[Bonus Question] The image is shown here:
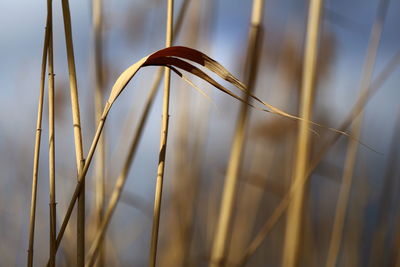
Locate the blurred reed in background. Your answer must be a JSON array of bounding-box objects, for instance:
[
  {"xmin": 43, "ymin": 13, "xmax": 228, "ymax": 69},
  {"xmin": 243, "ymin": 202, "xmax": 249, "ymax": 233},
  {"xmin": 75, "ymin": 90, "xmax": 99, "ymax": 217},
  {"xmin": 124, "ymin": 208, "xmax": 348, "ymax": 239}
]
[{"xmin": 1, "ymin": 0, "xmax": 400, "ymax": 266}]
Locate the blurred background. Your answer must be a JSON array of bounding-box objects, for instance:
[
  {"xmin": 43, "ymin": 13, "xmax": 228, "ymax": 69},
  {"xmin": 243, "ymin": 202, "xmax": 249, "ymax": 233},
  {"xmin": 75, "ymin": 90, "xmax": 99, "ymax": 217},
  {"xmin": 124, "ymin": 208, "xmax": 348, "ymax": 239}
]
[{"xmin": 1, "ymin": 0, "xmax": 400, "ymax": 266}]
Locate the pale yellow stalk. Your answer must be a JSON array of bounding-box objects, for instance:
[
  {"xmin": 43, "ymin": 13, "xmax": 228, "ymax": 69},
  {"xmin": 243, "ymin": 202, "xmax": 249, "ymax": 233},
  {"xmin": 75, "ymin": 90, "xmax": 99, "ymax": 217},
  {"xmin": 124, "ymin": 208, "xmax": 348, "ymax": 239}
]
[
  {"xmin": 160, "ymin": 1, "xmax": 201, "ymax": 265},
  {"xmin": 149, "ymin": 1, "xmax": 174, "ymax": 266},
  {"xmin": 282, "ymin": 0, "xmax": 323, "ymax": 266},
  {"xmin": 60, "ymin": 0, "xmax": 86, "ymax": 265},
  {"xmin": 47, "ymin": 0, "xmax": 56, "ymax": 265},
  {"xmin": 180, "ymin": 1, "xmax": 218, "ymax": 262},
  {"xmin": 27, "ymin": 8, "xmax": 50, "ymax": 267},
  {"xmin": 210, "ymin": 0, "xmax": 264, "ymax": 266},
  {"xmin": 92, "ymin": 0, "xmax": 106, "ymax": 266}
]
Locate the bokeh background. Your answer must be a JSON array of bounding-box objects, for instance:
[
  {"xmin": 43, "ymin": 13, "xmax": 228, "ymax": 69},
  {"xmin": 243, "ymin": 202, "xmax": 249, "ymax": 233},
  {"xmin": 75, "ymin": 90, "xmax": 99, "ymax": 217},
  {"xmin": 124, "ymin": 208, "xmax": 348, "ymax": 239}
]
[{"xmin": 1, "ymin": 0, "xmax": 400, "ymax": 266}]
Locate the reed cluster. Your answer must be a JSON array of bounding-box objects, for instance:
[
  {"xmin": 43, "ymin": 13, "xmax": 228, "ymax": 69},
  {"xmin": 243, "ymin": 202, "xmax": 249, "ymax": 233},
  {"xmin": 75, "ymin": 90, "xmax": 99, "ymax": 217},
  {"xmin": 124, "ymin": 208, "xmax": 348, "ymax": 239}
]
[{"xmin": 17, "ymin": 0, "xmax": 400, "ymax": 266}]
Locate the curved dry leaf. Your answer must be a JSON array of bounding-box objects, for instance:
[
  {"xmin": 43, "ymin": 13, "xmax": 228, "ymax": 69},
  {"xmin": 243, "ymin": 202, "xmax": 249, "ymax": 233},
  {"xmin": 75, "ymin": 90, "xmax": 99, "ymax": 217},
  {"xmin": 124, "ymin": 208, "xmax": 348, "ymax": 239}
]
[
  {"xmin": 103, "ymin": 46, "xmax": 355, "ymax": 141},
  {"xmin": 106, "ymin": 46, "xmax": 293, "ymax": 119}
]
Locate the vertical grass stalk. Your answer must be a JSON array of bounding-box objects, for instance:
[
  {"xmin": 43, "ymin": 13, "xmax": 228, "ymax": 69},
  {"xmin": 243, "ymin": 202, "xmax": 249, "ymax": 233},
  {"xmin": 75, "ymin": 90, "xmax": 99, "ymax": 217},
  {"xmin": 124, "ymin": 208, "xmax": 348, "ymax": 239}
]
[
  {"xmin": 85, "ymin": 73, "xmax": 160, "ymax": 267},
  {"xmin": 60, "ymin": 0, "xmax": 86, "ymax": 265},
  {"xmin": 47, "ymin": 0, "xmax": 56, "ymax": 265},
  {"xmin": 325, "ymin": 1, "xmax": 389, "ymax": 266},
  {"xmin": 92, "ymin": 0, "xmax": 106, "ymax": 266},
  {"xmin": 27, "ymin": 8, "xmax": 51, "ymax": 267},
  {"xmin": 85, "ymin": 2, "xmax": 190, "ymax": 264},
  {"xmin": 282, "ymin": 0, "xmax": 323, "ymax": 266},
  {"xmin": 168, "ymin": 1, "xmax": 201, "ymax": 264},
  {"xmin": 209, "ymin": 0, "xmax": 264, "ymax": 266},
  {"xmin": 149, "ymin": 0, "xmax": 174, "ymax": 266}
]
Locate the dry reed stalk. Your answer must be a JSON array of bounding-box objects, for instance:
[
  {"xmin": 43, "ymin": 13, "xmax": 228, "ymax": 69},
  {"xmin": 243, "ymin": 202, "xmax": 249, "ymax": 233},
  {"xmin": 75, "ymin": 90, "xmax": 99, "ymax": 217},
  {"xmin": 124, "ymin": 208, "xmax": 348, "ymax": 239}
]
[
  {"xmin": 210, "ymin": 1, "xmax": 264, "ymax": 266},
  {"xmin": 27, "ymin": 8, "xmax": 51, "ymax": 267},
  {"xmin": 326, "ymin": 1, "xmax": 389, "ymax": 266},
  {"xmin": 282, "ymin": 0, "xmax": 323, "ymax": 266},
  {"xmin": 149, "ymin": 1, "xmax": 174, "ymax": 266},
  {"xmin": 60, "ymin": 0, "xmax": 86, "ymax": 265},
  {"xmin": 160, "ymin": 54, "xmax": 191, "ymax": 267},
  {"xmin": 158, "ymin": 101, "xmax": 190, "ymax": 266},
  {"xmin": 237, "ymin": 48, "xmax": 400, "ymax": 267},
  {"xmin": 160, "ymin": 2, "xmax": 201, "ymax": 265},
  {"xmin": 47, "ymin": 0, "xmax": 56, "ymax": 265},
  {"xmin": 92, "ymin": 0, "xmax": 106, "ymax": 266},
  {"xmin": 182, "ymin": 1, "xmax": 219, "ymax": 262},
  {"xmin": 86, "ymin": 1, "xmax": 191, "ymax": 265},
  {"xmin": 177, "ymin": 2, "xmax": 218, "ymax": 261},
  {"xmin": 228, "ymin": 17, "xmax": 300, "ymax": 266},
  {"xmin": 84, "ymin": 70, "xmax": 161, "ymax": 267}
]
